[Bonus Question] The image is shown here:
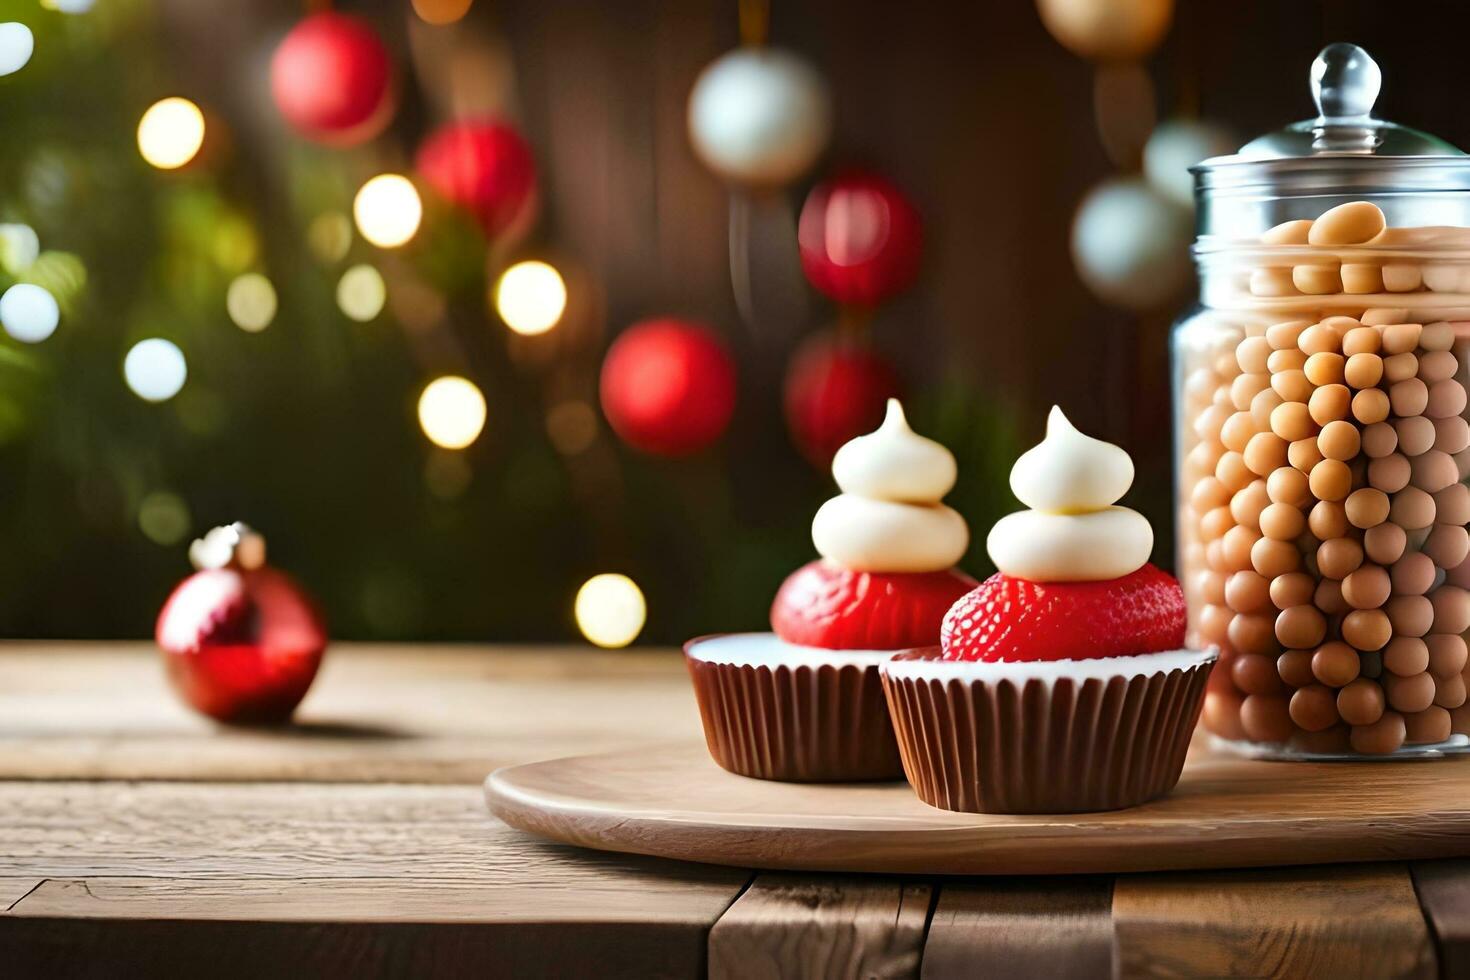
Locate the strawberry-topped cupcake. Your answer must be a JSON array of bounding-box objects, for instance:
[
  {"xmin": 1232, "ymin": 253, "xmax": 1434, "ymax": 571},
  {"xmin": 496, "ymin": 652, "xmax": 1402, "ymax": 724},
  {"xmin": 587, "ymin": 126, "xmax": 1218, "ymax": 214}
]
[
  {"xmin": 881, "ymin": 407, "xmax": 1217, "ymax": 812},
  {"xmin": 686, "ymin": 400, "xmax": 976, "ymax": 781}
]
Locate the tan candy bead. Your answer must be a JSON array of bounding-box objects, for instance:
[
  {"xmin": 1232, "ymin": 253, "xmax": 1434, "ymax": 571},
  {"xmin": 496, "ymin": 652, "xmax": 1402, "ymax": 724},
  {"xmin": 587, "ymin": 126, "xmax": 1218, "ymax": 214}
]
[
  {"xmin": 1338, "ymin": 678, "xmax": 1386, "ymax": 725},
  {"xmin": 1385, "ymin": 671, "xmax": 1437, "ymax": 713},
  {"xmin": 1235, "ymin": 336, "xmax": 1272, "ymax": 374},
  {"xmin": 1350, "ymin": 711, "xmax": 1406, "ymax": 754},
  {"xmin": 1394, "ymin": 416, "xmax": 1436, "ymax": 456},
  {"xmin": 1217, "ymin": 451, "xmax": 1254, "ymax": 491},
  {"xmin": 1225, "ymin": 570, "xmax": 1273, "ymax": 613},
  {"xmin": 1266, "ymin": 319, "xmax": 1312, "ymax": 351},
  {"xmin": 1389, "ymin": 378, "xmax": 1430, "ymax": 417},
  {"xmin": 1232, "ymin": 372, "xmax": 1271, "ymax": 410},
  {"xmin": 1418, "ymin": 349, "xmax": 1459, "ymax": 383},
  {"xmin": 1431, "ymin": 585, "xmax": 1470, "ymax": 634},
  {"xmin": 1352, "ymin": 388, "xmax": 1390, "ymax": 425},
  {"xmin": 1251, "ymin": 536, "xmax": 1300, "ymax": 578},
  {"xmin": 1290, "ymin": 684, "xmax": 1341, "ymax": 731},
  {"xmin": 1312, "ymin": 641, "xmax": 1361, "ymax": 687},
  {"xmin": 1341, "ymin": 264, "xmax": 1384, "ymax": 294},
  {"xmin": 1275, "ymin": 604, "xmax": 1327, "ymax": 649},
  {"xmin": 1342, "ymin": 326, "xmax": 1382, "ymax": 356},
  {"xmin": 1391, "ymin": 551, "xmax": 1437, "ymax": 596},
  {"xmin": 1308, "ymin": 500, "xmax": 1350, "ymax": 540},
  {"xmin": 1288, "ymin": 436, "xmax": 1324, "ymax": 472},
  {"xmin": 1384, "ymin": 637, "xmax": 1430, "ymax": 677},
  {"xmin": 1228, "ymin": 612, "xmax": 1280, "ymax": 657},
  {"xmin": 1364, "ymin": 522, "xmax": 1408, "ymax": 565},
  {"xmin": 1411, "ymin": 450, "xmax": 1458, "ymax": 492},
  {"xmin": 1321, "ymin": 316, "xmax": 1363, "ymax": 335},
  {"xmin": 1250, "ymin": 388, "xmax": 1285, "ymax": 430},
  {"xmin": 1390, "ymin": 486, "xmax": 1436, "ymax": 529},
  {"xmin": 1342, "ymin": 564, "xmax": 1391, "ymax": 609},
  {"xmin": 1188, "ymin": 441, "xmax": 1224, "ymax": 477},
  {"xmin": 1382, "ymin": 352, "xmax": 1420, "ymax": 384},
  {"xmin": 1269, "ymin": 401, "xmax": 1315, "ymax": 442},
  {"xmin": 1297, "ymin": 324, "xmax": 1341, "ymax": 356},
  {"xmin": 1270, "ymin": 572, "xmax": 1315, "ymax": 609},
  {"xmin": 1240, "ymin": 693, "xmax": 1295, "ymax": 742},
  {"xmin": 1307, "ymin": 384, "xmax": 1350, "ymax": 426},
  {"xmin": 1197, "ymin": 569, "xmax": 1229, "ymax": 605},
  {"xmin": 1267, "ymin": 466, "xmax": 1310, "ymax": 507},
  {"xmin": 1434, "ymin": 483, "xmax": 1470, "ymax": 525},
  {"xmin": 1344, "ymin": 487, "xmax": 1390, "ymax": 529},
  {"xmin": 1278, "ymin": 648, "xmax": 1317, "ymax": 687},
  {"xmin": 1404, "ymin": 706, "xmax": 1452, "ymax": 744},
  {"xmin": 1343, "ymin": 352, "xmax": 1383, "ymax": 389},
  {"xmin": 1221, "ymin": 525, "xmax": 1260, "ymax": 572},
  {"xmin": 1343, "ymin": 608, "xmax": 1393, "ymax": 650},
  {"xmin": 1315, "ymin": 577, "xmax": 1350, "ymax": 615},
  {"xmin": 1382, "ymin": 263, "xmax": 1424, "ymax": 293},
  {"xmin": 1292, "ymin": 265, "xmax": 1342, "ymax": 295},
  {"xmin": 1427, "ymin": 634, "xmax": 1469, "ymax": 678},
  {"xmin": 1304, "ymin": 352, "xmax": 1345, "ymax": 386},
  {"xmin": 1434, "ymin": 416, "xmax": 1470, "ymax": 454},
  {"xmin": 1315, "ymin": 536, "xmax": 1364, "ymax": 579},
  {"xmin": 1195, "ymin": 402, "xmax": 1231, "ymax": 443},
  {"xmin": 1202, "ymin": 690, "xmax": 1247, "ymax": 740},
  {"xmin": 1258, "ymin": 501, "xmax": 1305, "ymax": 540},
  {"xmin": 1230, "ymin": 479, "xmax": 1270, "ymax": 530},
  {"xmin": 1368, "ymin": 454, "xmax": 1411, "ymax": 493},
  {"xmin": 1199, "ymin": 603, "xmax": 1232, "ymax": 644},
  {"xmin": 1361, "ymin": 309, "xmax": 1409, "ymax": 327},
  {"xmin": 1200, "ymin": 505, "xmax": 1234, "ymax": 540},
  {"xmin": 1381, "ymin": 322, "xmax": 1423, "ymax": 355},
  {"xmin": 1251, "ymin": 268, "xmax": 1298, "ymax": 297},
  {"xmin": 1424, "ymin": 524, "xmax": 1470, "ymax": 570},
  {"xmin": 1231, "ymin": 652, "xmax": 1283, "ymax": 694},
  {"xmin": 1221, "ymin": 411, "xmax": 1255, "ymax": 452},
  {"xmin": 1316, "ymin": 420, "xmax": 1360, "ymax": 462},
  {"xmin": 1263, "ymin": 219, "xmax": 1313, "ymax": 245},
  {"xmin": 1386, "ymin": 594, "xmax": 1434, "ymax": 637},
  {"xmin": 1436, "ymin": 673, "xmax": 1468, "ymax": 709},
  {"xmin": 1309, "ymin": 202, "xmax": 1386, "ymax": 245},
  {"xmin": 1421, "ymin": 321, "xmax": 1457, "ymax": 351},
  {"xmin": 1244, "ymin": 431, "xmax": 1289, "ymax": 476},
  {"xmin": 1361, "ymin": 421, "xmax": 1398, "ymax": 458},
  {"xmin": 1308, "ymin": 458, "xmax": 1352, "ymax": 501},
  {"xmin": 1426, "ymin": 379, "xmax": 1468, "ymax": 419},
  {"xmin": 1272, "ymin": 369, "xmax": 1313, "ymax": 403}
]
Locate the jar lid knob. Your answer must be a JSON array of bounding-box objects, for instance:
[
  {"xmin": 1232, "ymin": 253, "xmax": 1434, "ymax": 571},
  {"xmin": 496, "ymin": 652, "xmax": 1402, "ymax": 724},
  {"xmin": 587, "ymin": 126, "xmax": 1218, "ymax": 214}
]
[{"xmin": 1311, "ymin": 43, "xmax": 1380, "ymax": 122}]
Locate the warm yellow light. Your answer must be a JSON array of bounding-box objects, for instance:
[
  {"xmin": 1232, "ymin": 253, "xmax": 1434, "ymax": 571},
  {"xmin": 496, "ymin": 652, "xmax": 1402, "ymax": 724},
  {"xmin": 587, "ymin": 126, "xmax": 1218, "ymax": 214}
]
[
  {"xmin": 354, "ymin": 174, "xmax": 422, "ymax": 249},
  {"xmin": 495, "ymin": 260, "xmax": 566, "ymax": 336},
  {"xmin": 417, "ymin": 375, "xmax": 485, "ymax": 450},
  {"xmin": 137, "ymin": 97, "xmax": 206, "ymax": 170},
  {"xmin": 411, "ymin": 0, "xmax": 473, "ymax": 25},
  {"xmin": 308, "ymin": 211, "xmax": 353, "ymax": 264},
  {"xmin": 337, "ymin": 264, "xmax": 387, "ymax": 321},
  {"xmin": 225, "ymin": 273, "xmax": 277, "ymax": 332},
  {"xmin": 575, "ymin": 574, "xmax": 646, "ymax": 648}
]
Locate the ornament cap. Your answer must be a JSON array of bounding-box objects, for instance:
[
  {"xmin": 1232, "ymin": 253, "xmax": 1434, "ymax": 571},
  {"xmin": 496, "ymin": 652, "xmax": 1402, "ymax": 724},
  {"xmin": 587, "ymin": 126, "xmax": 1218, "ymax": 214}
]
[{"xmin": 189, "ymin": 522, "xmax": 267, "ymax": 572}]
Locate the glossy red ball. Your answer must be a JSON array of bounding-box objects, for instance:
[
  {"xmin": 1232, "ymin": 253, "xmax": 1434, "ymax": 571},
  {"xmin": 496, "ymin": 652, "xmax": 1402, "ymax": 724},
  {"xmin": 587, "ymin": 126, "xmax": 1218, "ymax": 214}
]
[
  {"xmin": 798, "ymin": 170, "xmax": 923, "ymax": 307},
  {"xmin": 156, "ymin": 567, "xmax": 328, "ymax": 724},
  {"xmin": 270, "ymin": 12, "xmax": 394, "ymax": 146},
  {"xmin": 600, "ymin": 318, "xmax": 736, "ymax": 456},
  {"xmin": 783, "ymin": 332, "xmax": 902, "ymax": 466},
  {"xmin": 416, "ymin": 120, "xmax": 538, "ymax": 240}
]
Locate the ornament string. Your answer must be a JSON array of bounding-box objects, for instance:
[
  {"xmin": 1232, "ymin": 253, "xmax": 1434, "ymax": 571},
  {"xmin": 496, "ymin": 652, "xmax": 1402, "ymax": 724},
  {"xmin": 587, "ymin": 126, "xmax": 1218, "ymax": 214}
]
[{"xmin": 727, "ymin": 0, "xmax": 769, "ymax": 334}]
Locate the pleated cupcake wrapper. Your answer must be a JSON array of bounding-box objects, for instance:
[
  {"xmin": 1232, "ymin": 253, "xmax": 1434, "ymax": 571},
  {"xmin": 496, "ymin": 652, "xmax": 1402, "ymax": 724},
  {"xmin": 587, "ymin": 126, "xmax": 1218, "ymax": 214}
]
[
  {"xmin": 685, "ymin": 655, "xmax": 904, "ymax": 782},
  {"xmin": 881, "ymin": 657, "xmax": 1215, "ymax": 813}
]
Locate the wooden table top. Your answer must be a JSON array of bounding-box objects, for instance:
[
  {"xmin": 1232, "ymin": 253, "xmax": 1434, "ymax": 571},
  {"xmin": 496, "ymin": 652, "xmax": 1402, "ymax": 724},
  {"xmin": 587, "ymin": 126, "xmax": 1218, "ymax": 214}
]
[{"xmin": 2, "ymin": 642, "xmax": 1468, "ymax": 979}]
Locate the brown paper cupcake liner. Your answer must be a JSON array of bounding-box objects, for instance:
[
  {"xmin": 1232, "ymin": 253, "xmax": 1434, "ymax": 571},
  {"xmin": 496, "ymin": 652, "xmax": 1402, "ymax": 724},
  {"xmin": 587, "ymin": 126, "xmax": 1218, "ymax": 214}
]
[
  {"xmin": 881, "ymin": 649, "xmax": 1216, "ymax": 813},
  {"xmin": 684, "ymin": 634, "xmax": 904, "ymax": 782}
]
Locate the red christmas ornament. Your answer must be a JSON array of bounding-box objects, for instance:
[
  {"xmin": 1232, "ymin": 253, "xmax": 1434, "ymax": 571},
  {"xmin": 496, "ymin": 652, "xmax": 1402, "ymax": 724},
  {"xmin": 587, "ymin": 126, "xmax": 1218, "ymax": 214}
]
[
  {"xmin": 156, "ymin": 524, "xmax": 328, "ymax": 725},
  {"xmin": 600, "ymin": 318, "xmax": 737, "ymax": 457},
  {"xmin": 784, "ymin": 331, "xmax": 902, "ymax": 466},
  {"xmin": 798, "ymin": 170, "xmax": 923, "ymax": 308},
  {"xmin": 270, "ymin": 12, "xmax": 394, "ymax": 146},
  {"xmin": 416, "ymin": 120, "xmax": 538, "ymax": 241}
]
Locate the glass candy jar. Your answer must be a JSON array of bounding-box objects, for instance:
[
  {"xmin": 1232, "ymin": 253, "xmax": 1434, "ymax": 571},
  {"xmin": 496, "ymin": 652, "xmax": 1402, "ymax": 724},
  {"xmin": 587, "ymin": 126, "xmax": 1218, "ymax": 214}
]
[{"xmin": 1177, "ymin": 44, "xmax": 1470, "ymax": 758}]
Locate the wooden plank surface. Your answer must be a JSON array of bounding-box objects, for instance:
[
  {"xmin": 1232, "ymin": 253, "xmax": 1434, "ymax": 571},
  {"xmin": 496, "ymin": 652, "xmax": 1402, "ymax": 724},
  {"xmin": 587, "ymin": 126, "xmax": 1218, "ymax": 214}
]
[
  {"xmin": 0, "ymin": 643, "xmax": 696, "ymax": 783},
  {"xmin": 1112, "ymin": 864, "xmax": 1437, "ymax": 979},
  {"xmin": 921, "ymin": 878, "xmax": 1113, "ymax": 979},
  {"xmin": 485, "ymin": 741, "xmax": 1470, "ymax": 875},
  {"xmin": 708, "ymin": 874, "xmax": 932, "ymax": 980},
  {"xmin": 1409, "ymin": 859, "xmax": 1470, "ymax": 980}
]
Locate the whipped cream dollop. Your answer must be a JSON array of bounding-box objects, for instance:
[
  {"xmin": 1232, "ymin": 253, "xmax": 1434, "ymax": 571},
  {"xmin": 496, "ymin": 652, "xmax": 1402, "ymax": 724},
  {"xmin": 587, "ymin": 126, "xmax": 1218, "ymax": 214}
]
[
  {"xmin": 986, "ymin": 406, "xmax": 1152, "ymax": 581},
  {"xmin": 811, "ymin": 399, "xmax": 968, "ymax": 572}
]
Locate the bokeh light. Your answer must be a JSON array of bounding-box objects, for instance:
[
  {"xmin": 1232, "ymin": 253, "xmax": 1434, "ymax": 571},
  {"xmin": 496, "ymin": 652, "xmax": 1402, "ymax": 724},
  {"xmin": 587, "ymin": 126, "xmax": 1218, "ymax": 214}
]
[
  {"xmin": 225, "ymin": 273, "xmax": 277, "ymax": 333},
  {"xmin": 42, "ymin": 0, "xmax": 96, "ymax": 12},
  {"xmin": 495, "ymin": 260, "xmax": 566, "ymax": 336},
  {"xmin": 412, "ymin": 0, "xmax": 474, "ymax": 25},
  {"xmin": 308, "ymin": 211, "xmax": 353, "ymax": 264},
  {"xmin": 0, "ymin": 224, "xmax": 39, "ymax": 274},
  {"xmin": 0, "ymin": 23, "xmax": 34, "ymax": 77},
  {"xmin": 354, "ymin": 174, "xmax": 422, "ymax": 248},
  {"xmin": 337, "ymin": 264, "xmax": 387, "ymax": 321},
  {"xmin": 0, "ymin": 283, "xmax": 59, "ymax": 343},
  {"xmin": 138, "ymin": 491, "xmax": 191, "ymax": 546},
  {"xmin": 137, "ymin": 97, "xmax": 206, "ymax": 170},
  {"xmin": 123, "ymin": 338, "xmax": 187, "ymax": 402},
  {"xmin": 574, "ymin": 574, "xmax": 646, "ymax": 648},
  {"xmin": 417, "ymin": 375, "xmax": 485, "ymax": 450}
]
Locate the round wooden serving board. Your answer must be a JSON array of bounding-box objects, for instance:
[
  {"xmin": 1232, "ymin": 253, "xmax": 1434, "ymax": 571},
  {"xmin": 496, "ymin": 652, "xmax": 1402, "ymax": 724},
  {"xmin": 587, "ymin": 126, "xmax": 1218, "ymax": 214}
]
[{"xmin": 485, "ymin": 739, "xmax": 1470, "ymax": 875}]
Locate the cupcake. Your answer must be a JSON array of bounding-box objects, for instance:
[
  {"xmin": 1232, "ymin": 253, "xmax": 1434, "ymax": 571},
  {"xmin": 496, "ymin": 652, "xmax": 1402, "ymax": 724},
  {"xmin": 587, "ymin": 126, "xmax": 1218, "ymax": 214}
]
[
  {"xmin": 881, "ymin": 407, "xmax": 1217, "ymax": 812},
  {"xmin": 686, "ymin": 400, "xmax": 976, "ymax": 781}
]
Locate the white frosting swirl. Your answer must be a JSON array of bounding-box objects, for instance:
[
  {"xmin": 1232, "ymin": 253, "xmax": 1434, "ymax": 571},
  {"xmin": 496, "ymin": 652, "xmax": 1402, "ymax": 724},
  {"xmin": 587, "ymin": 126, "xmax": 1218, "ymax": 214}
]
[
  {"xmin": 812, "ymin": 399, "xmax": 969, "ymax": 572},
  {"xmin": 986, "ymin": 406, "xmax": 1153, "ymax": 581}
]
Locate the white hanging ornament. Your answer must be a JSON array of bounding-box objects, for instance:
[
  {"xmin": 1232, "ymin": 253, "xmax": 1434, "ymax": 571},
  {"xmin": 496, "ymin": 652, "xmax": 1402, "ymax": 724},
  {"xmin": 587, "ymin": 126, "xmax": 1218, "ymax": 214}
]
[
  {"xmin": 687, "ymin": 47, "xmax": 832, "ymax": 189},
  {"xmin": 1143, "ymin": 119, "xmax": 1237, "ymax": 208},
  {"xmin": 1071, "ymin": 176, "xmax": 1191, "ymax": 311},
  {"xmin": 0, "ymin": 23, "xmax": 34, "ymax": 76},
  {"xmin": 1035, "ymin": 0, "xmax": 1173, "ymax": 62}
]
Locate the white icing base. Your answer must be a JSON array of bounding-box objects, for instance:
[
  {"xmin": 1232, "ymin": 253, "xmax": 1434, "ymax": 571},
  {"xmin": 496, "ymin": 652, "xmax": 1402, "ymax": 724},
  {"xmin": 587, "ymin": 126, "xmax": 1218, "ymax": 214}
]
[
  {"xmin": 880, "ymin": 646, "xmax": 1218, "ymax": 683},
  {"xmin": 684, "ymin": 633, "xmax": 900, "ymax": 669}
]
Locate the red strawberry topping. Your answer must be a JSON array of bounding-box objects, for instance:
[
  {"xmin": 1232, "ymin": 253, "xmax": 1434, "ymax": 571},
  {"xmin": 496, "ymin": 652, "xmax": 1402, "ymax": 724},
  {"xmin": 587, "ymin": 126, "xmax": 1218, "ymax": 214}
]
[
  {"xmin": 940, "ymin": 564, "xmax": 1185, "ymax": 662},
  {"xmin": 772, "ymin": 559, "xmax": 977, "ymax": 651}
]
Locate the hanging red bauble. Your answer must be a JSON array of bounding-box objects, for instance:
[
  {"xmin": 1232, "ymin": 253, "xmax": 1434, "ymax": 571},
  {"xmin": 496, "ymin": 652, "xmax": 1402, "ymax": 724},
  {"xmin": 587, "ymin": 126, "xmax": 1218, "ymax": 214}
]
[
  {"xmin": 798, "ymin": 171, "xmax": 923, "ymax": 308},
  {"xmin": 600, "ymin": 318, "xmax": 737, "ymax": 457},
  {"xmin": 416, "ymin": 121, "xmax": 538, "ymax": 241},
  {"xmin": 784, "ymin": 331, "xmax": 902, "ymax": 466},
  {"xmin": 156, "ymin": 524, "xmax": 328, "ymax": 725},
  {"xmin": 270, "ymin": 12, "xmax": 394, "ymax": 146}
]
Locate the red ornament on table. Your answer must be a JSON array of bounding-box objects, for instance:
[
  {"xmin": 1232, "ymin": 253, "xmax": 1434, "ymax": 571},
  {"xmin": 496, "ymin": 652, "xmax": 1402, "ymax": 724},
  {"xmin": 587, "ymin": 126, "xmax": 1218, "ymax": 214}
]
[
  {"xmin": 416, "ymin": 120, "xmax": 538, "ymax": 241},
  {"xmin": 600, "ymin": 318, "xmax": 737, "ymax": 457},
  {"xmin": 156, "ymin": 523, "xmax": 328, "ymax": 725},
  {"xmin": 270, "ymin": 12, "xmax": 394, "ymax": 146},
  {"xmin": 798, "ymin": 170, "xmax": 923, "ymax": 308},
  {"xmin": 783, "ymin": 331, "xmax": 902, "ymax": 466}
]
